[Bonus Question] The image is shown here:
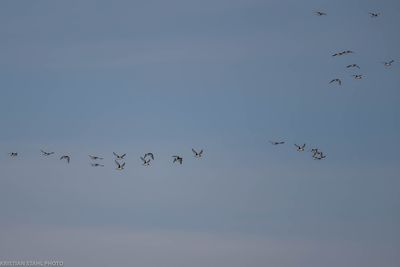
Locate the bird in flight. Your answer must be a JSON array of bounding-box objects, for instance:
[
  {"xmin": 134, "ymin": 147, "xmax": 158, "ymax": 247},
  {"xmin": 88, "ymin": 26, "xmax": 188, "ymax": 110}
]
[
  {"xmin": 192, "ymin": 148, "xmax": 203, "ymax": 158},
  {"xmin": 369, "ymin": 12, "xmax": 380, "ymax": 17},
  {"xmin": 383, "ymin": 60, "xmax": 394, "ymax": 67},
  {"xmin": 332, "ymin": 50, "xmax": 353, "ymax": 57},
  {"xmin": 140, "ymin": 157, "xmax": 151, "ymax": 166},
  {"xmin": 269, "ymin": 141, "xmax": 285, "ymax": 145},
  {"xmin": 113, "ymin": 152, "xmax": 126, "ymax": 160},
  {"xmin": 41, "ymin": 150, "xmax": 54, "ymax": 156},
  {"xmin": 144, "ymin": 153, "xmax": 154, "ymax": 161},
  {"xmin": 313, "ymin": 152, "xmax": 327, "ymax": 160},
  {"xmin": 115, "ymin": 160, "xmax": 125, "ymax": 170},
  {"xmin": 89, "ymin": 155, "xmax": 103, "ymax": 160},
  {"xmin": 352, "ymin": 74, "xmax": 363, "ymax": 80},
  {"xmin": 60, "ymin": 155, "xmax": 70, "ymax": 163},
  {"xmin": 172, "ymin": 155, "xmax": 183, "ymax": 164},
  {"xmin": 91, "ymin": 163, "xmax": 104, "ymax": 167},
  {"xmin": 329, "ymin": 79, "xmax": 342, "ymax": 85},
  {"xmin": 346, "ymin": 64, "xmax": 360, "ymax": 69},
  {"xmin": 310, "ymin": 148, "xmax": 320, "ymax": 155},
  {"xmin": 314, "ymin": 11, "xmax": 327, "ymax": 16},
  {"xmin": 295, "ymin": 144, "xmax": 306, "ymax": 152},
  {"xmin": 9, "ymin": 152, "xmax": 18, "ymax": 157}
]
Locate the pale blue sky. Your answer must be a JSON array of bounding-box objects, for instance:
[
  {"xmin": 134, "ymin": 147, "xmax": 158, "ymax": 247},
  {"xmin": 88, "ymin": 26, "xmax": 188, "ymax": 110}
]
[{"xmin": 0, "ymin": 0, "xmax": 399, "ymax": 266}]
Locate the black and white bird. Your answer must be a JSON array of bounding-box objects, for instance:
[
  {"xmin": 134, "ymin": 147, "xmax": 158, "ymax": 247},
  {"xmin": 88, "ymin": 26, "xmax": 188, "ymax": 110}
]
[
  {"xmin": 332, "ymin": 50, "xmax": 353, "ymax": 57},
  {"xmin": 91, "ymin": 163, "xmax": 104, "ymax": 167},
  {"xmin": 113, "ymin": 152, "xmax": 126, "ymax": 160},
  {"xmin": 60, "ymin": 155, "xmax": 70, "ymax": 163},
  {"xmin": 383, "ymin": 60, "xmax": 394, "ymax": 67},
  {"xmin": 115, "ymin": 160, "xmax": 125, "ymax": 170},
  {"xmin": 140, "ymin": 156, "xmax": 151, "ymax": 166},
  {"xmin": 172, "ymin": 155, "xmax": 183, "ymax": 164},
  {"xmin": 369, "ymin": 12, "xmax": 380, "ymax": 17},
  {"xmin": 89, "ymin": 155, "xmax": 103, "ymax": 160},
  {"xmin": 269, "ymin": 141, "xmax": 285, "ymax": 145},
  {"xmin": 144, "ymin": 153, "xmax": 154, "ymax": 161},
  {"xmin": 295, "ymin": 144, "xmax": 306, "ymax": 152},
  {"xmin": 192, "ymin": 148, "xmax": 203, "ymax": 158},
  {"xmin": 9, "ymin": 152, "xmax": 18, "ymax": 157},
  {"xmin": 310, "ymin": 148, "xmax": 320, "ymax": 155},
  {"xmin": 329, "ymin": 79, "xmax": 342, "ymax": 86},
  {"xmin": 352, "ymin": 74, "xmax": 363, "ymax": 80},
  {"xmin": 314, "ymin": 11, "xmax": 327, "ymax": 16},
  {"xmin": 41, "ymin": 150, "xmax": 54, "ymax": 156},
  {"xmin": 346, "ymin": 64, "xmax": 360, "ymax": 69},
  {"xmin": 313, "ymin": 152, "xmax": 327, "ymax": 160}
]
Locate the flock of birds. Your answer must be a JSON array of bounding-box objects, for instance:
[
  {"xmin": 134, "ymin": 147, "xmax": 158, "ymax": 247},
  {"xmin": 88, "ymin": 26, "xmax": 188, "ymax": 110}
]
[
  {"xmin": 4, "ymin": 10, "xmax": 397, "ymax": 172},
  {"xmin": 269, "ymin": 141, "xmax": 327, "ymax": 160},
  {"xmin": 315, "ymin": 11, "xmax": 395, "ymax": 87},
  {"xmin": 6, "ymin": 149, "xmax": 204, "ymax": 171}
]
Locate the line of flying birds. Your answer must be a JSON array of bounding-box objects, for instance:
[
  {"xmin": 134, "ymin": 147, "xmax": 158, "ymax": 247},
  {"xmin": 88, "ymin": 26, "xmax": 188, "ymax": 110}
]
[
  {"xmin": 313, "ymin": 10, "xmax": 395, "ymax": 87},
  {"xmin": 269, "ymin": 141, "xmax": 327, "ymax": 160},
  {"xmin": 6, "ymin": 149, "xmax": 204, "ymax": 171},
  {"xmin": 4, "ymin": 9, "xmax": 396, "ymax": 171}
]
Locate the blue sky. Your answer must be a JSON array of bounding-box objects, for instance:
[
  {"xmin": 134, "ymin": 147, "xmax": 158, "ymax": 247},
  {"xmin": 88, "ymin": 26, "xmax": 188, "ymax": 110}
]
[{"xmin": 0, "ymin": 0, "xmax": 399, "ymax": 266}]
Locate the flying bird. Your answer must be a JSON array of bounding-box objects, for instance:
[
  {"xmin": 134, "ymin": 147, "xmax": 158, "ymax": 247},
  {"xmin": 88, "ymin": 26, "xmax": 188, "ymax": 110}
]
[
  {"xmin": 60, "ymin": 155, "xmax": 70, "ymax": 163},
  {"xmin": 144, "ymin": 153, "xmax": 154, "ymax": 160},
  {"xmin": 295, "ymin": 144, "xmax": 306, "ymax": 152},
  {"xmin": 9, "ymin": 152, "xmax": 18, "ymax": 157},
  {"xmin": 91, "ymin": 163, "xmax": 104, "ymax": 167},
  {"xmin": 115, "ymin": 160, "xmax": 125, "ymax": 170},
  {"xmin": 41, "ymin": 150, "xmax": 54, "ymax": 156},
  {"xmin": 89, "ymin": 155, "xmax": 103, "ymax": 160},
  {"xmin": 329, "ymin": 79, "xmax": 342, "ymax": 85},
  {"xmin": 369, "ymin": 12, "xmax": 380, "ymax": 17},
  {"xmin": 192, "ymin": 148, "xmax": 203, "ymax": 158},
  {"xmin": 140, "ymin": 157, "xmax": 151, "ymax": 166},
  {"xmin": 332, "ymin": 50, "xmax": 353, "ymax": 57},
  {"xmin": 314, "ymin": 11, "xmax": 327, "ymax": 16},
  {"xmin": 313, "ymin": 152, "xmax": 327, "ymax": 160},
  {"xmin": 172, "ymin": 155, "xmax": 183, "ymax": 164},
  {"xmin": 383, "ymin": 60, "xmax": 394, "ymax": 67},
  {"xmin": 269, "ymin": 141, "xmax": 285, "ymax": 145},
  {"xmin": 346, "ymin": 64, "xmax": 360, "ymax": 69},
  {"xmin": 352, "ymin": 74, "xmax": 363, "ymax": 79},
  {"xmin": 113, "ymin": 152, "xmax": 126, "ymax": 160},
  {"xmin": 310, "ymin": 148, "xmax": 321, "ymax": 155}
]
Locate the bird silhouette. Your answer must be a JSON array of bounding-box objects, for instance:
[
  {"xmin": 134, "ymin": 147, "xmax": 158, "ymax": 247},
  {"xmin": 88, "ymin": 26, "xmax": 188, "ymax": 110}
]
[
  {"xmin": 60, "ymin": 155, "xmax": 70, "ymax": 163},
  {"xmin": 41, "ymin": 150, "xmax": 54, "ymax": 156},
  {"xmin": 330, "ymin": 79, "xmax": 342, "ymax": 85},
  {"xmin": 89, "ymin": 155, "xmax": 104, "ymax": 160},
  {"xmin": 115, "ymin": 160, "xmax": 125, "ymax": 170},
  {"xmin": 172, "ymin": 155, "xmax": 183, "ymax": 164},
  {"xmin": 140, "ymin": 156, "xmax": 151, "ymax": 166},
  {"xmin": 314, "ymin": 11, "xmax": 327, "ymax": 16},
  {"xmin": 295, "ymin": 144, "xmax": 306, "ymax": 152},
  {"xmin": 91, "ymin": 163, "xmax": 104, "ymax": 167},
  {"xmin": 346, "ymin": 64, "xmax": 360, "ymax": 69},
  {"xmin": 269, "ymin": 141, "xmax": 285, "ymax": 145},
  {"xmin": 192, "ymin": 149, "xmax": 203, "ymax": 158},
  {"xmin": 113, "ymin": 152, "xmax": 126, "ymax": 160}
]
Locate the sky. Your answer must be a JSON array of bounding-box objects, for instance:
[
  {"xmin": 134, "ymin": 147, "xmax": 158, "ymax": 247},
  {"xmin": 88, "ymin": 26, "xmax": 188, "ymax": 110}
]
[{"xmin": 0, "ymin": 0, "xmax": 399, "ymax": 266}]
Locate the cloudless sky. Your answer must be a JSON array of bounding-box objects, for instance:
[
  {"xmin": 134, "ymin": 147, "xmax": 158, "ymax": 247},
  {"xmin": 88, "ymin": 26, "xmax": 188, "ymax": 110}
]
[{"xmin": 0, "ymin": 0, "xmax": 399, "ymax": 266}]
